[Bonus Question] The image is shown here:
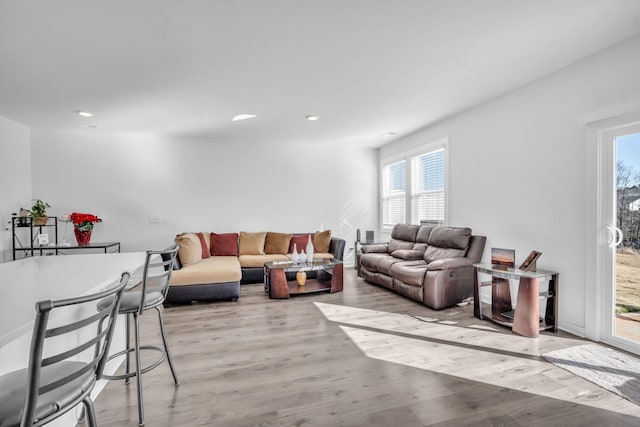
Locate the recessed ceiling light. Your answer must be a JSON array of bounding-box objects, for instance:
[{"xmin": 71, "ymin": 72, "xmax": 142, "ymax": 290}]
[
  {"xmin": 77, "ymin": 110, "xmax": 93, "ymax": 117},
  {"xmin": 305, "ymin": 115, "xmax": 319, "ymax": 121},
  {"xmin": 232, "ymin": 114, "xmax": 256, "ymax": 121},
  {"xmin": 80, "ymin": 125, "xmax": 99, "ymax": 129},
  {"xmin": 382, "ymin": 132, "xmax": 396, "ymax": 137}
]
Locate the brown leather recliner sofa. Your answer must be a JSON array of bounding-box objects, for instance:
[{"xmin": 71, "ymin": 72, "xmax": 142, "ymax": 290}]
[{"xmin": 357, "ymin": 224, "xmax": 486, "ymax": 310}]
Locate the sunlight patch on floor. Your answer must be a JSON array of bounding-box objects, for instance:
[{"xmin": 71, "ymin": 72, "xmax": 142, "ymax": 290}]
[{"xmin": 313, "ymin": 302, "xmax": 640, "ymax": 417}]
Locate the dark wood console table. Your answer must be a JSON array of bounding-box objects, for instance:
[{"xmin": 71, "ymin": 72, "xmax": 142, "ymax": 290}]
[{"xmin": 473, "ymin": 263, "xmax": 558, "ymax": 338}]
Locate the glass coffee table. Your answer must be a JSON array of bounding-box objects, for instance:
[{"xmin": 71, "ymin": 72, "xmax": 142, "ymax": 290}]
[{"xmin": 264, "ymin": 258, "xmax": 344, "ymax": 299}]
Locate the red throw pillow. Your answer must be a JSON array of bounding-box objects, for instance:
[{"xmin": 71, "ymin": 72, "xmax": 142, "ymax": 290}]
[
  {"xmin": 195, "ymin": 232, "xmax": 210, "ymax": 259},
  {"xmin": 210, "ymin": 233, "xmax": 239, "ymax": 256},
  {"xmin": 289, "ymin": 234, "xmax": 313, "ymax": 253}
]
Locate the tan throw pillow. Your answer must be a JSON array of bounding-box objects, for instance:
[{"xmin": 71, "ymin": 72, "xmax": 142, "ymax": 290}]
[
  {"xmin": 313, "ymin": 230, "xmax": 331, "ymax": 253},
  {"xmin": 175, "ymin": 233, "xmax": 202, "ymax": 266},
  {"xmin": 265, "ymin": 232, "xmax": 292, "ymax": 254},
  {"xmin": 239, "ymin": 231, "xmax": 267, "ymax": 255}
]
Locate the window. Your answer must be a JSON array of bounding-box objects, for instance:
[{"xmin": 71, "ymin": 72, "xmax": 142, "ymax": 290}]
[
  {"xmin": 382, "ymin": 160, "xmax": 406, "ymax": 226},
  {"xmin": 381, "ymin": 139, "xmax": 447, "ymax": 230},
  {"xmin": 412, "ymin": 148, "xmax": 445, "ymax": 226}
]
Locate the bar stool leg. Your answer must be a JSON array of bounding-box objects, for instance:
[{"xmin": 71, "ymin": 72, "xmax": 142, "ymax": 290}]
[
  {"xmin": 82, "ymin": 396, "xmax": 97, "ymax": 427},
  {"xmin": 125, "ymin": 313, "xmax": 131, "ymax": 385},
  {"xmin": 155, "ymin": 306, "xmax": 179, "ymax": 385},
  {"xmin": 133, "ymin": 312, "xmax": 145, "ymax": 426}
]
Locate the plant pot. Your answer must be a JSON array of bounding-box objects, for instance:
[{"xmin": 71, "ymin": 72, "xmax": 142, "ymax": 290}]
[
  {"xmin": 74, "ymin": 228, "xmax": 92, "ymax": 246},
  {"xmin": 33, "ymin": 216, "xmax": 48, "ymax": 226}
]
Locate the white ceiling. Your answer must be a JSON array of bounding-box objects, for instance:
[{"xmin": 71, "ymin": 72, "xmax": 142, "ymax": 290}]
[{"xmin": 1, "ymin": 0, "xmax": 640, "ymax": 147}]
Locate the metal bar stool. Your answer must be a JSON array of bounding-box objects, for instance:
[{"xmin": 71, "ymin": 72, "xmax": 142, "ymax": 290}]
[
  {"xmin": 0, "ymin": 272, "xmax": 129, "ymax": 427},
  {"xmin": 100, "ymin": 247, "xmax": 179, "ymax": 426}
]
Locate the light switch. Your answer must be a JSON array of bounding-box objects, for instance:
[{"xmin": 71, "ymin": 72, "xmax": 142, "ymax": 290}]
[{"xmin": 149, "ymin": 215, "xmax": 162, "ymax": 223}]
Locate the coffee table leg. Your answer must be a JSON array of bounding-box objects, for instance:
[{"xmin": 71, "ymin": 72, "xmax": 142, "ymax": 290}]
[
  {"xmin": 269, "ymin": 269, "xmax": 290, "ymax": 299},
  {"xmin": 512, "ymin": 277, "xmax": 540, "ymax": 338},
  {"xmin": 330, "ymin": 263, "xmax": 343, "ymax": 293}
]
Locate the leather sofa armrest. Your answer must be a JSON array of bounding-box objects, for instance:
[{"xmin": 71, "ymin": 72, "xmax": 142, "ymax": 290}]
[
  {"xmin": 329, "ymin": 237, "xmax": 346, "ymax": 260},
  {"xmin": 426, "ymin": 257, "xmax": 474, "ymax": 270},
  {"xmin": 361, "ymin": 244, "xmax": 388, "ymax": 254}
]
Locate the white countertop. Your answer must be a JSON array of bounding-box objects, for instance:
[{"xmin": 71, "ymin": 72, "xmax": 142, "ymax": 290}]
[{"xmin": 0, "ymin": 252, "xmax": 147, "ymax": 348}]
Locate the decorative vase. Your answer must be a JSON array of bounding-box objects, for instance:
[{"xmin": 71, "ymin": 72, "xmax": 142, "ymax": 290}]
[
  {"xmin": 299, "ymin": 249, "xmax": 307, "ymax": 263},
  {"xmin": 74, "ymin": 228, "xmax": 92, "ymax": 246},
  {"xmin": 291, "ymin": 244, "xmax": 300, "ymax": 263},
  {"xmin": 296, "ymin": 270, "xmax": 307, "ymax": 286},
  {"xmin": 306, "ymin": 235, "xmax": 314, "ymax": 264}
]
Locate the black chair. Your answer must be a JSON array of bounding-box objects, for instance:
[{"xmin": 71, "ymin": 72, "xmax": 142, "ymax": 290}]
[
  {"xmin": 0, "ymin": 272, "xmax": 129, "ymax": 427},
  {"xmin": 100, "ymin": 247, "xmax": 179, "ymax": 426}
]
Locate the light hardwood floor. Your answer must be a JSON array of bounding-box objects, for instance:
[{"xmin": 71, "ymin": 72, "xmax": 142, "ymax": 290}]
[{"xmin": 91, "ymin": 269, "xmax": 640, "ymax": 426}]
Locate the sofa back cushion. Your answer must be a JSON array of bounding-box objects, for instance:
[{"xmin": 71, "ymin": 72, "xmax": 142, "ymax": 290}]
[
  {"xmin": 424, "ymin": 227, "xmax": 472, "ymax": 263},
  {"xmin": 416, "ymin": 226, "xmax": 433, "ymax": 243},
  {"xmin": 391, "ymin": 224, "xmax": 420, "ymax": 241},
  {"xmin": 175, "ymin": 233, "xmax": 203, "ymax": 266},
  {"xmin": 313, "ymin": 230, "xmax": 332, "ymax": 253},
  {"xmin": 265, "ymin": 232, "xmax": 292, "ymax": 254},
  {"xmin": 210, "ymin": 232, "xmax": 239, "ymax": 256},
  {"xmin": 388, "ymin": 238, "xmax": 415, "ymax": 253},
  {"xmin": 239, "ymin": 232, "xmax": 267, "ymax": 255},
  {"xmin": 195, "ymin": 232, "xmax": 211, "ymax": 259},
  {"xmin": 290, "ymin": 234, "xmax": 311, "ymax": 253}
]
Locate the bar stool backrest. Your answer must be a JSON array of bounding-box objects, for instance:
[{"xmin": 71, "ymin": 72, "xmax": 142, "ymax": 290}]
[
  {"xmin": 135, "ymin": 246, "xmax": 179, "ymax": 315},
  {"xmin": 21, "ymin": 272, "xmax": 129, "ymax": 426}
]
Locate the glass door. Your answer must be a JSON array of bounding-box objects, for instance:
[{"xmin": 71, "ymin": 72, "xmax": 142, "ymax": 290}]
[{"xmin": 611, "ymin": 131, "xmax": 640, "ymax": 349}]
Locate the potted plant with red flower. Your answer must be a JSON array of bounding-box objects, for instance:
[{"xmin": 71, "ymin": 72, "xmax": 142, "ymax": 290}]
[{"xmin": 70, "ymin": 212, "xmax": 102, "ymax": 246}]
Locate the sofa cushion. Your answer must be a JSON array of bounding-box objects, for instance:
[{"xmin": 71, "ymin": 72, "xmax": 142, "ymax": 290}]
[
  {"xmin": 289, "ymin": 234, "xmax": 312, "ymax": 253},
  {"xmin": 286, "ymin": 252, "xmax": 334, "ymax": 260},
  {"xmin": 359, "ymin": 253, "xmax": 390, "ymax": 272},
  {"xmin": 427, "ymin": 227, "xmax": 472, "ymax": 250},
  {"xmin": 210, "ymin": 233, "xmax": 239, "ymax": 256},
  {"xmin": 424, "ymin": 246, "xmax": 467, "ymax": 263},
  {"xmin": 377, "ymin": 256, "xmax": 408, "ymax": 275},
  {"xmin": 196, "ymin": 232, "xmax": 211, "ymax": 259},
  {"xmin": 170, "ymin": 256, "xmax": 241, "ymax": 285},
  {"xmin": 175, "ymin": 233, "xmax": 202, "ymax": 267},
  {"xmin": 239, "ymin": 254, "xmax": 288, "ymax": 268},
  {"xmin": 390, "ymin": 262, "xmax": 428, "ymax": 287},
  {"xmin": 388, "ymin": 238, "xmax": 414, "ymax": 253},
  {"xmin": 391, "ymin": 224, "xmax": 420, "ymax": 241},
  {"xmin": 390, "ymin": 249, "xmax": 424, "ymax": 260},
  {"xmin": 265, "ymin": 232, "xmax": 292, "ymax": 254},
  {"xmin": 239, "ymin": 232, "xmax": 267, "ymax": 255},
  {"xmin": 313, "ymin": 230, "xmax": 331, "ymax": 253}
]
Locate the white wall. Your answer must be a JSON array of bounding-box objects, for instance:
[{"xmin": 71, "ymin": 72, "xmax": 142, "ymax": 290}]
[
  {"xmin": 0, "ymin": 115, "xmax": 31, "ymax": 262},
  {"xmin": 380, "ymin": 35, "xmax": 640, "ymax": 337},
  {"xmin": 29, "ymin": 131, "xmax": 378, "ymax": 265}
]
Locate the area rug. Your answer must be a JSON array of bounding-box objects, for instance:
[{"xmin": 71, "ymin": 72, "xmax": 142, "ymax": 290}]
[{"xmin": 543, "ymin": 344, "xmax": 640, "ymax": 406}]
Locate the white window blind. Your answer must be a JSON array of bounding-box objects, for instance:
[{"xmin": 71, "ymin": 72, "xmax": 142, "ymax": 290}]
[
  {"xmin": 412, "ymin": 148, "xmax": 445, "ymax": 225},
  {"xmin": 382, "ymin": 160, "xmax": 406, "ymax": 226}
]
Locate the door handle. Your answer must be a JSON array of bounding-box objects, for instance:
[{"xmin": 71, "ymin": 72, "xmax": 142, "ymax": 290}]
[{"xmin": 607, "ymin": 226, "xmax": 623, "ymax": 247}]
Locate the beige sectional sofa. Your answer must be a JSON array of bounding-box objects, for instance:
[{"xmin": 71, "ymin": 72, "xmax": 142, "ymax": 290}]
[
  {"xmin": 357, "ymin": 224, "xmax": 485, "ymax": 310},
  {"xmin": 164, "ymin": 230, "xmax": 345, "ymax": 304}
]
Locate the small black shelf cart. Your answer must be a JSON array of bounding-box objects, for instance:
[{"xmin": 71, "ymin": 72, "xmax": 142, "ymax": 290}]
[{"xmin": 12, "ymin": 216, "xmax": 58, "ymax": 260}]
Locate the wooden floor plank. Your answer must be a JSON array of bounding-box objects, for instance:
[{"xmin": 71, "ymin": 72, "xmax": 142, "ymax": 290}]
[{"xmin": 90, "ymin": 269, "xmax": 640, "ymax": 426}]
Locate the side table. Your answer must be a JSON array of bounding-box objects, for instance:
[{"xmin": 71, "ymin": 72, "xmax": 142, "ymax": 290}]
[{"xmin": 473, "ymin": 263, "xmax": 559, "ymax": 338}]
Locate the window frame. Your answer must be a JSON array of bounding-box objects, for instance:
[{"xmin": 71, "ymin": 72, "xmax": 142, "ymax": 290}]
[{"xmin": 380, "ymin": 137, "xmax": 449, "ymax": 233}]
